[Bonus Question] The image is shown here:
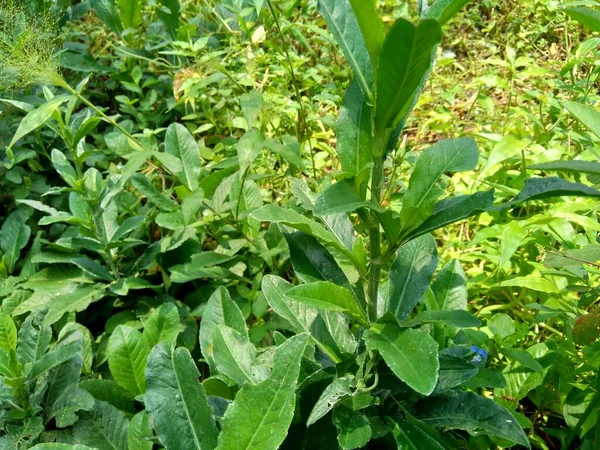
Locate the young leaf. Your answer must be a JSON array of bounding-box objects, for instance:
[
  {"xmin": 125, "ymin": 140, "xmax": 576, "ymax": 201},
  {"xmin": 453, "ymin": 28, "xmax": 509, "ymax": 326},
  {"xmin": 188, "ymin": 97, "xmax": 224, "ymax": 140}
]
[
  {"xmin": 333, "ymin": 406, "xmax": 372, "ymax": 450},
  {"xmin": 386, "ymin": 234, "xmax": 438, "ymax": 321},
  {"xmin": 199, "ymin": 286, "xmax": 247, "ymax": 370},
  {"xmin": 363, "ymin": 324, "xmax": 439, "ymax": 395},
  {"xmin": 212, "ymin": 325, "xmax": 258, "ymax": 386},
  {"xmin": 145, "ymin": 344, "xmax": 220, "ymax": 450},
  {"xmin": 118, "ymin": 0, "xmax": 143, "ymax": 29},
  {"xmin": 374, "ymin": 19, "xmax": 442, "ymax": 131},
  {"xmin": 307, "ymin": 376, "xmax": 354, "ymax": 426},
  {"xmin": 314, "ymin": 180, "xmax": 381, "ymax": 216},
  {"xmin": 143, "ymin": 303, "xmax": 181, "ymax": 348},
  {"xmin": 164, "ymin": 123, "xmax": 201, "ymax": 192},
  {"xmin": 128, "ymin": 411, "xmax": 154, "ymax": 450},
  {"xmin": 90, "ymin": 0, "xmax": 124, "ymax": 34},
  {"xmin": 107, "ymin": 325, "xmax": 151, "ymax": 396},
  {"xmin": 237, "ymin": 129, "xmax": 266, "ymax": 174},
  {"xmin": 423, "ymin": 0, "xmax": 471, "ymax": 25},
  {"xmin": 413, "ymin": 391, "xmax": 531, "ymax": 448},
  {"xmin": 73, "ymin": 399, "xmax": 129, "ymax": 450},
  {"xmin": 0, "ymin": 312, "xmax": 17, "ymax": 353},
  {"xmin": 0, "ymin": 210, "xmax": 31, "ymax": 274},
  {"xmin": 285, "ymin": 282, "xmax": 368, "ymax": 327},
  {"xmin": 348, "ymin": 0, "xmax": 384, "ymax": 68},
  {"xmin": 400, "ymin": 138, "xmax": 479, "ymax": 234},
  {"xmin": 51, "ymin": 149, "xmax": 79, "ymax": 188},
  {"xmin": 319, "ymin": 0, "xmax": 374, "ymax": 99},
  {"xmin": 336, "ymin": 80, "xmax": 373, "ymax": 176},
  {"xmin": 216, "ymin": 333, "xmax": 310, "ymax": 450},
  {"xmin": 28, "ymin": 341, "xmax": 82, "ymax": 381},
  {"xmin": 431, "ymin": 259, "xmax": 468, "ymax": 311}
]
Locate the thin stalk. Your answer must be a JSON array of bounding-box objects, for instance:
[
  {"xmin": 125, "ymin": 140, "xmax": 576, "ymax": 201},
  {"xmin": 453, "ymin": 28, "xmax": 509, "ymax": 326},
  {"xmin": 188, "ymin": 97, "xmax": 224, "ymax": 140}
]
[{"xmin": 265, "ymin": 0, "xmax": 318, "ymax": 180}]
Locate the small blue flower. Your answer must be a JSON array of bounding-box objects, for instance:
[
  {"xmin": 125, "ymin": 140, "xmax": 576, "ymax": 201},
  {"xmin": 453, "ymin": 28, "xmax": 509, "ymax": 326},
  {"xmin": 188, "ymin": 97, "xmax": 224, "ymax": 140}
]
[{"xmin": 470, "ymin": 346, "xmax": 488, "ymax": 365}]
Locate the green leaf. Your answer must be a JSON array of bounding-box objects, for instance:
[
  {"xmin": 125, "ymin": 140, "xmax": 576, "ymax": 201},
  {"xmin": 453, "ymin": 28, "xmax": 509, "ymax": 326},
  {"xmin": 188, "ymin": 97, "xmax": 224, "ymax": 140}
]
[
  {"xmin": 333, "ymin": 406, "xmax": 372, "ymax": 450},
  {"xmin": 386, "ymin": 234, "xmax": 438, "ymax": 321},
  {"xmin": 118, "ymin": 0, "xmax": 143, "ymax": 28},
  {"xmin": 170, "ymin": 252, "xmax": 235, "ymax": 283},
  {"xmin": 348, "ymin": 0, "xmax": 384, "ymax": 68},
  {"xmin": 431, "ymin": 259, "xmax": 467, "ymax": 311},
  {"xmin": 143, "ymin": 303, "xmax": 181, "ymax": 348},
  {"xmin": 215, "ymin": 334, "xmax": 310, "ymax": 450},
  {"xmin": 199, "ymin": 287, "xmax": 247, "ymax": 370},
  {"xmin": 155, "ymin": 0, "xmax": 180, "ymax": 38},
  {"xmin": 29, "ymin": 445, "xmax": 97, "ymax": 450},
  {"xmin": 79, "ymin": 379, "xmax": 137, "ymax": 414},
  {"xmin": 240, "ymin": 91, "xmax": 263, "ymax": 130},
  {"xmin": 212, "ymin": 325, "xmax": 257, "ymax": 386},
  {"xmin": 566, "ymin": 7, "xmax": 600, "ymax": 33},
  {"xmin": 364, "ymin": 324, "xmax": 439, "ymax": 395},
  {"xmin": 336, "ymin": 80, "xmax": 373, "ymax": 176},
  {"xmin": 413, "ymin": 391, "xmax": 531, "ymax": 448},
  {"xmin": 145, "ymin": 344, "xmax": 219, "ymax": 450},
  {"xmin": 307, "ymin": 376, "xmax": 354, "ymax": 426},
  {"xmin": 403, "ymin": 190, "xmax": 495, "ymax": 243},
  {"xmin": 564, "ymin": 100, "xmax": 600, "ymax": 140},
  {"xmin": 528, "ymin": 160, "xmax": 600, "ymax": 175},
  {"xmin": 164, "ymin": 123, "xmax": 201, "ymax": 192},
  {"xmin": 107, "ymin": 325, "xmax": 151, "ymax": 396},
  {"xmin": 414, "ymin": 310, "xmax": 481, "ymax": 328},
  {"xmin": 51, "ymin": 149, "xmax": 79, "ymax": 188},
  {"xmin": 400, "ymin": 138, "xmax": 479, "ymax": 234},
  {"xmin": 28, "ymin": 341, "xmax": 82, "ymax": 381},
  {"xmin": 73, "ymin": 399, "xmax": 129, "ymax": 450},
  {"xmin": 8, "ymin": 96, "xmax": 71, "ymax": 149},
  {"xmin": 319, "ymin": 0, "xmax": 373, "ymax": 99},
  {"xmin": 0, "ymin": 313, "xmax": 17, "ymax": 353},
  {"xmin": 374, "ymin": 19, "xmax": 442, "ymax": 130},
  {"xmin": 389, "ymin": 419, "xmax": 446, "ymax": 450},
  {"xmin": 286, "ymin": 282, "xmax": 368, "ymax": 326},
  {"xmin": 262, "ymin": 276, "xmax": 356, "ymax": 362},
  {"xmin": 501, "ymin": 177, "xmax": 600, "ymax": 208},
  {"xmin": 0, "ymin": 210, "xmax": 31, "ymax": 274},
  {"xmin": 423, "ymin": 0, "xmax": 471, "ymax": 25},
  {"xmin": 17, "ymin": 311, "xmax": 51, "ymax": 366},
  {"xmin": 283, "ymin": 231, "xmax": 350, "ymax": 287},
  {"xmin": 90, "ymin": 0, "xmax": 124, "ymax": 34},
  {"xmin": 250, "ymin": 205, "xmax": 356, "ymax": 262},
  {"xmin": 237, "ymin": 129, "xmax": 266, "ymax": 174},
  {"xmin": 314, "ymin": 180, "xmax": 380, "ymax": 216},
  {"xmin": 131, "ymin": 173, "xmax": 178, "ymax": 211},
  {"xmin": 488, "ymin": 313, "xmax": 515, "ymax": 340},
  {"xmin": 501, "ymin": 347, "xmax": 543, "ymax": 375},
  {"xmin": 128, "ymin": 411, "xmax": 154, "ymax": 450}
]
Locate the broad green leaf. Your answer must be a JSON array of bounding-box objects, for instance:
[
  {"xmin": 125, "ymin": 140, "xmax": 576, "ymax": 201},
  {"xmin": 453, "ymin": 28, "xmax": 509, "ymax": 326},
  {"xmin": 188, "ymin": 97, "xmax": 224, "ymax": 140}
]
[
  {"xmin": 250, "ymin": 205, "xmax": 356, "ymax": 262},
  {"xmin": 400, "ymin": 138, "xmax": 479, "ymax": 234},
  {"xmin": 364, "ymin": 324, "xmax": 439, "ymax": 395},
  {"xmin": 265, "ymin": 139, "xmax": 306, "ymax": 170},
  {"xmin": 501, "ymin": 348, "xmax": 543, "ymax": 375},
  {"xmin": 286, "ymin": 282, "xmax": 368, "ymax": 326},
  {"xmin": 348, "ymin": 0, "xmax": 384, "ymax": 68},
  {"xmin": 89, "ymin": 0, "xmax": 124, "ymax": 34},
  {"xmin": 481, "ymin": 135, "xmax": 530, "ymax": 178},
  {"xmin": 212, "ymin": 325, "xmax": 257, "ymax": 386},
  {"xmin": 413, "ymin": 391, "xmax": 531, "ymax": 448},
  {"xmin": 333, "ymin": 406, "xmax": 372, "ymax": 450},
  {"xmin": 170, "ymin": 252, "xmax": 235, "ymax": 283},
  {"xmin": 528, "ymin": 160, "xmax": 600, "ymax": 175},
  {"xmin": 199, "ymin": 286, "xmax": 247, "ymax": 370},
  {"xmin": 131, "ymin": 173, "xmax": 178, "ymax": 211},
  {"xmin": 488, "ymin": 313, "xmax": 515, "ymax": 340},
  {"xmin": 314, "ymin": 180, "xmax": 381, "ymax": 216},
  {"xmin": 307, "ymin": 376, "xmax": 354, "ymax": 426},
  {"xmin": 496, "ymin": 275, "xmax": 559, "ymax": 293},
  {"xmin": 143, "ymin": 303, "xmax": 181, "ymax": 348},
  {"xmin": 164, "ymin": 123, "xmax": 201, "ymax": 191},
  {"xmin": 283, "ymin": 231, "xmax": 350, "ymax": 287},
  {"xmin": 564, "ymin": 100, "xmax": 600, "ymax": 140},
  {"xmin": 0, "ymin": 210, "xmax": 31, "ymax": 274},
  {"xmin": 79, "ymin": 379, "xmax": 137, "ymax": 414},
  {"xmin": 414, "ymin": 310, "xmax": 481, "ymax": 328},
  {"xmin": 386, "ymin": 234, "xmax": 438, "ymax": 321},
  {"xmin": 30, "ymin": 445, "xmax": 96, "ymax": 450},
  {"xmin": 566, "ymin": 7, "xmax": 600, "ymax": 33},
  {"xmin": 17, "ymin": 311, "xmax": 51, "ymax": 366},
  {"xmin": 128, "ymin": 411, "xmax": 153, "ymax": 450},
  {"xmin": 237, "ymin": 129, "xmax": 266, "ymax": 174},
  {"xmin": 498, "ymin": 221, "xmax": 527, "ymax": 270},
  {"xmin": 404, "ymin": 190, "xmax": 495, "ymax": 243},
  {"xmin": 145, "ymin": 344, "xmax": 219, "ymax": 450},
  {"xmin": 73, "ymin": 399, "xmax": 129, "ymax": 450},
  {"xmin": 240, "ymin": 90, "xmax": 263, "ymax": 130},
  {"xmin": 434, "ymin": 354, "xmax": 478, "ymax": 393},
  {"xmin": 319, "ymin": 0, "xmax": 374, "ymax": 99},
  {"xmin": 374, "ymin": 19, "xmax": 442, "ymax": 130},
  {"xmin": 389, "ymin": 419, "xmax": 446, "ymax": 450},
  {"xmin": 51, "ymin": 149, "xmax": 79, "ymax": 187},
  {"xmin": 423, "ymin": 0, "xmax": 471, "ymax": 25},
  {"xmin": 44, "ymin": 352, "xmax": 95, "ymax": 427},
  {"xmin": 156, "ymin": 0, "xmax": 180, "ymax": 38},
  {"xmin": 261, "ymin": 276, "xmax": 356, "ymax": 362},
  {"xmin": 28, "ymin": 341, "xmax": 82, "ymax": 381},
  {"xmin": 118, "ymin": 0, "xmax": 143, "ymax": 28},
  {"xmin": 500, "ymin": 177, "xmax": 600, "ymax": 208},
  {"xmin": 215, "ymin": 334, "xmax": 309, "ymax": 450},
  {"xmin": 0, "ymin": 313, "xmax": 17, "ymax": 352},
  {"xmin": 336, "ymin": 80, "xmax": 373, "ymax": 176},
  {"xmin": 431, "ymin": 259, "xmax": 467, "ymax": 311},
  {"xmin": 107, "ymin": 325, "xmax": 151, "ymax": 396},
  {"xmin": 8, "ymin": 96, "xmax": 71, "ymax": 149}
]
